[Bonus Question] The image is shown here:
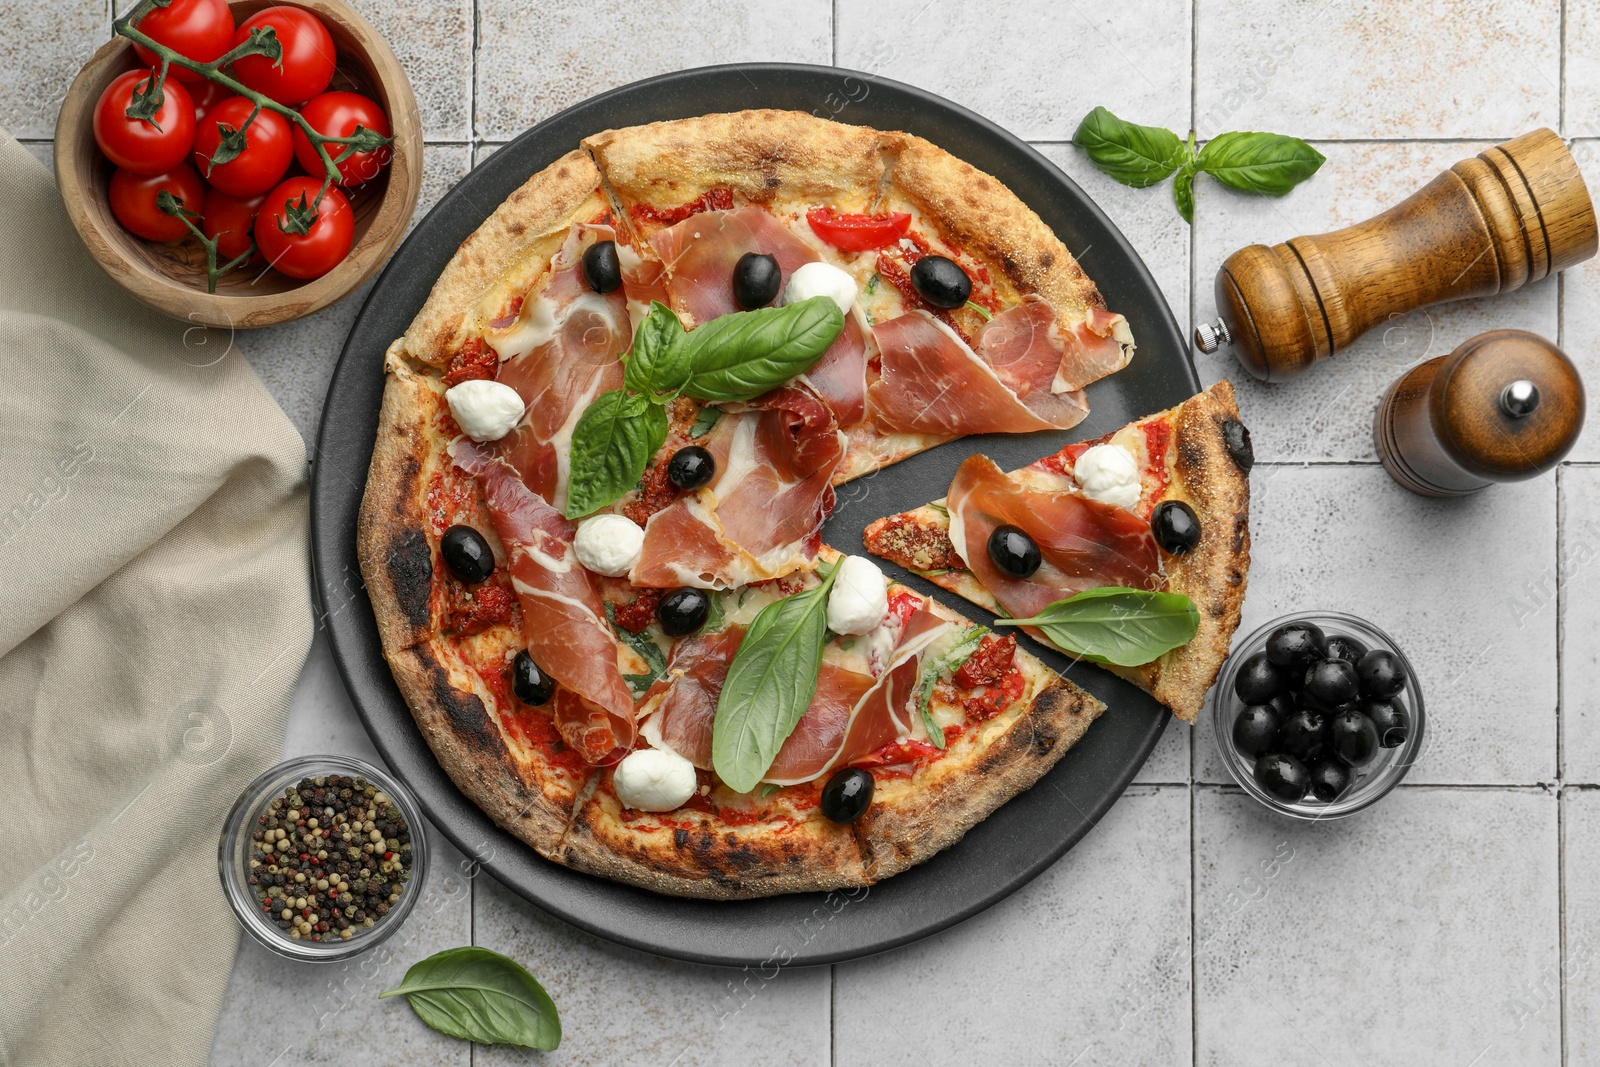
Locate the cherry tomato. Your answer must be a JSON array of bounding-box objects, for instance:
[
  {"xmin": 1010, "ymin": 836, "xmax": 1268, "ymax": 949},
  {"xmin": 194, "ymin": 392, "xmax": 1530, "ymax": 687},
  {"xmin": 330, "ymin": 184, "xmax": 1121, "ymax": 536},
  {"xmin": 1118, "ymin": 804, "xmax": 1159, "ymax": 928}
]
[
  {"xmin": 202, "ymin": 191, "xmax": 265, "ymax": 261},
  {"xmin": 231, "ymin": 7, "xmax": 336, "ymax": 105},
  {"xmin": 108, "ymin": 164, "xmax": 206, "ymax": 242},
  {"xmin": 291, "ymin": 92, "xmax": 392, "ymax": 186},
  {"xmin": 192, "ymin": 96, "xmax": 293, "ymax": 197},
  {"xmin": 189, "ymin": 78, "xmax": 229, "ymax": 121},
  {"xmin": 255, "ymin": 177, "xmax": 353, "ymax": 279},
  {"xmin": 131, "ymin": 0, "xmax": 235, "ymax": 83},
  {"xmin": 92, "ymin": 70, "xmax": 196, "ymax": 174},
  {"xmin": 806, "ymin": 207, "xmax": 912, "ymax": 252}
]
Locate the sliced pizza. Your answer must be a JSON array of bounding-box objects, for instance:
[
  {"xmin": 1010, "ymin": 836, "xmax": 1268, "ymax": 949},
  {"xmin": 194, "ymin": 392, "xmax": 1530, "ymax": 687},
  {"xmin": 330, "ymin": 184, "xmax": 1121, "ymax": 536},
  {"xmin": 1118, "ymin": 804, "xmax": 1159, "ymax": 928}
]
[{"xmin": 864, "ymin": 381, "xmax": 1253, "ymax": 721}]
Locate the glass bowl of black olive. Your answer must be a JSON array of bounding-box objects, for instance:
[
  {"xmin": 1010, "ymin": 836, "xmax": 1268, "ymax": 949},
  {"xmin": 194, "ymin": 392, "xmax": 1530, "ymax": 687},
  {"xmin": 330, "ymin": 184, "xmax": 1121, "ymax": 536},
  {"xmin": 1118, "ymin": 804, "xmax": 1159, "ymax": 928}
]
[
  {"xmin": 218, "ymin": 754, "xmax": 430, "ymax": 961},
  {"xmin": 1210, "ymin": 611, "xmax": 1425, "ymax": 819}
]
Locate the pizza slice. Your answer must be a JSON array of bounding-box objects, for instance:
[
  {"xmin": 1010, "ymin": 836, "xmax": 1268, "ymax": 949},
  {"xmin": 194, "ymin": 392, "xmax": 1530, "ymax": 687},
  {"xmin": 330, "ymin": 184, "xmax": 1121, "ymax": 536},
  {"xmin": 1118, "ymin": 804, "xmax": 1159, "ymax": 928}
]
[{"xmin": 864, "ymin": 381, "xmax": 1253, "ymax": 721}]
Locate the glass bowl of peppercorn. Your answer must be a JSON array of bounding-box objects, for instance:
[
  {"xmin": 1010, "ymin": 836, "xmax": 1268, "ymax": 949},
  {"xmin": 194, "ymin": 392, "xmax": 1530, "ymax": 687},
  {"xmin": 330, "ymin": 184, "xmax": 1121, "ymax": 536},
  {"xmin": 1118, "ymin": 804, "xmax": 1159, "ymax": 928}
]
[{"xmin": 219, "ymin": 754, "xmax": 428, "ymax": 961}]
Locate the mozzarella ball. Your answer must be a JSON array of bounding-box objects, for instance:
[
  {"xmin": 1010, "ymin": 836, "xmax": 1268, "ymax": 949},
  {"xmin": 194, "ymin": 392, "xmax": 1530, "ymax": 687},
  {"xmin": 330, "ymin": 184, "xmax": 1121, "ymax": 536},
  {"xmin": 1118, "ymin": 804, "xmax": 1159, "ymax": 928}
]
[
  {"xmin": 1073, "ymin": 443, "xmax": 1141, "ymax": 511},
  {"xmin": 444, "ymin": 379, "xmax": 524, "ymax": 443},
  {"xmin": 613, "ymin": 748, "xmax": 698, "ymax": 812},
  {"xmin": 573, "ymin": 514, "xmax": 644, "ymax": 577},
  {"xmin": 827, "ymin": 555, "xmax": 890, "ymax": 636},
  {"xmin": 783, "ymin": 261, "xmax": 858, "ymax": 315}
]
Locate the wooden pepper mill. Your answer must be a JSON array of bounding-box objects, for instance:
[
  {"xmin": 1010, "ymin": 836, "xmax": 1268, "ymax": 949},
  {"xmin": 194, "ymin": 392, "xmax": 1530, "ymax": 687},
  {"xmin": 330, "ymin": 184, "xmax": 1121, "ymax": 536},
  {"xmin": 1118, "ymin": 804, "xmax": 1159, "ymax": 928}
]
[
  {"xmin": 1373, "ymin": 329, "xmax": 1584, "ymax": 497},
  {"xmin": 1195, "ymin": 129, "xmax": 1598, "ymax": 381}
]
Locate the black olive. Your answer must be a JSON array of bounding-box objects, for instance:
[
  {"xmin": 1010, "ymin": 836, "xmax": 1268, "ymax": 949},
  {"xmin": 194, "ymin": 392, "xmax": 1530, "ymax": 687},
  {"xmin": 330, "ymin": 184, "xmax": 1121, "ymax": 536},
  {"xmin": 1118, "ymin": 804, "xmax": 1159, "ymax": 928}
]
[
  {"xmin": 1265, "ymin": 622, "xmax": 1327, "ymax": 670},
  {"xmin": 1254, "ymin": 753, "xmax": 1311, "ymax": 803},
  {"xmin": 1233, "ymin": 651, "xmax": 1285, "ymax": 704},
  {"xmin": 909, "ymin": 255, "xmax": 971, "ymax": 309},
  {"xmin": 820, "ymin": 766, "xmax": 875, "ymax": 823},
  {"xmin": 1323, "ymin": 634, "xmax": 1369, "ymax": 665},
  {"xmin": 987, "ymin": 524, "xmax": 1041, "ymax": 579},
  {"xmin": 510, "ymin": 651, "xmax": 554, "ymax": 705},
  {"xmin": 1356, "ymin": 649, "xmax": 1406, "ymax": 699},
  {"xmin": 666, "ymin": 445, "xmax": 715, "ymax": 491},
  {"xmin": 581, "ymin": 239, "xmax": 622, "ymax": 294},
  {"xmin": 657, "ymin": 588, "xmax": 711, "ymax": 637},
  {"xmin": 731, "ymin": 252, "xmax": 782, "ymax": 309},
  {"xmin": 1364, "ymin": 697, "xmax": 1410, "ymax": 748},
  {"xmin": 1309, "ymin": 759, "xmax": 1352, "ymax": 802},
  {"xmin": 1222, "ymin": 418, "xmax": 1254, "ymax": 472},
  {"xmin": 1150, "ymin": 500, "xmax": 1201, "ymax": 555},
  {"xmin": 1278, "ymin": 708, "xmax": 1329, "ymax": 762},
  {"xmin": 440, "ymin": 524, "xmax": 494, "ymax": 583},
  {"xmin": 1266, "ymin": 691, "xmax": 1297, "ymax": 721},
  {"xmin": 1232, "ymin": 704, "xmax": 1282, "ymax": 758},
  {"xmin": 1330, "ymin": 709, "xmax": 1380, "ymax": 767},
  {"xmin": 1304, "ymin": 658, "xmax": 1359, "ymax": 706}
]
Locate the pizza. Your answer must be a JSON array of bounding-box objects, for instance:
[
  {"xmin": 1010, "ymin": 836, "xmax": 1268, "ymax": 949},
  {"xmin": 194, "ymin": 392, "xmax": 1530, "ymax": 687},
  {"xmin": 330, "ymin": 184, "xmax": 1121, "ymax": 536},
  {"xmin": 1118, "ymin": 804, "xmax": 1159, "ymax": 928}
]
[
  {"xmin": 864, "ymin": 382, "xmax": 1253, "ymax": 721},
  {"xmin": 357, "ymin": 109, "xmax": 1198, "ymax": 900}
]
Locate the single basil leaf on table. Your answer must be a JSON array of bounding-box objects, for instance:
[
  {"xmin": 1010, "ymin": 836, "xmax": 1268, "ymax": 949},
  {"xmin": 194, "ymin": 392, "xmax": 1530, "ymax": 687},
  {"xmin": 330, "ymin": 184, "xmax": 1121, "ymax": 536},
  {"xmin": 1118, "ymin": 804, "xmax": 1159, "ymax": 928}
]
[
  {"xmin": 1196, "ymin": 131, "xmax": 1326, "ymax": 196},
  {"xmin": 995, "ymin": 586, "xmax": 1199, "ymax": 667},
  {"xmin": 1173, "ymin": 159, "xmax": 1199, "ymax": 224},
  {"xmin": 1071, "ymin": 106, "xmax": 1187, "ymax": 189},
  {"xmin": 565, "ymin": 389, "xmax": 667, "ymax": 519},
  {"xmin": 377, "ymin": 946, "xmax": 561, "ymax": 1051},
  {"xmin": 712, "ymin": 561, "xmax": 842, "ymax": 792},
  {"xmin": 681, "ymin": 297, "xmax": 845, "ymax": 403},
  {"xmin": 622, "ymin": 301, "xmax": 691, "ymax": 400}
]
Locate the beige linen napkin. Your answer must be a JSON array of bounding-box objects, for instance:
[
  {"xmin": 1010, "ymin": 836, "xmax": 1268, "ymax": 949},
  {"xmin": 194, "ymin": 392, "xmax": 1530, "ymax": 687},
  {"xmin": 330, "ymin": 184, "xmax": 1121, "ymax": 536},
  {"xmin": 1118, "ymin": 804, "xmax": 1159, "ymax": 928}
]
[{"xmin": 0, "ymin": 133, "xmax": 312, "ymax": 1066}]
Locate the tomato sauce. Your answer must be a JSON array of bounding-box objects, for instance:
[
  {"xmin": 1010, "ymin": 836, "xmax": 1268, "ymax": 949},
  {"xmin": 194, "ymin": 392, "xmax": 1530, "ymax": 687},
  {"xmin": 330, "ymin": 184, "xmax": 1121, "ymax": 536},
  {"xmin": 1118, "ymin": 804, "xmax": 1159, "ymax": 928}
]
[
  {"xmin": 442, "ymin": 580, "xmax": 517, "ymax": 636},
  {"xmin": 953, "ymin": 634, "xmax": 1017, "ymax": 688},
  {"xmin": 442, "ymin": 336, "xmax": 498, "ymax": 387},
  {"xmin": 1142, "ymin": 419, "xmax": 1174, "ymax": 504},
  {"xmin": 611, "ymin": 587, "xmax": 663, "ymax": 634},
  {"xmin": 621, "ymin": 458, "xmax": 683, "ymax": 528},
  {"xmin": 487, "ymin": 295, "xmax": 524, "ymax": 330},
  {"xmin": 498, "ymin": 701, "xmax": 591, "ymax": 777},
  {"xmin": 962, "ymin": 667, "xmax": 1025, "ymax": 722},
  {"xmin": 628, "ymin": 187, "xmax": 735, "ymax": 229}
]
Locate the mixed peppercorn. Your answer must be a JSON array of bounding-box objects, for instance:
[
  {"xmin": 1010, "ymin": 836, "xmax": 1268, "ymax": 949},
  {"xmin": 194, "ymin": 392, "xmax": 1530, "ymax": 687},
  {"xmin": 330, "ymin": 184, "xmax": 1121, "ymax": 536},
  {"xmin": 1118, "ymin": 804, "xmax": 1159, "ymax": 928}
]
[{"xmin": 246, "ymin": 774, "xmax": 413, "ymax": 944}]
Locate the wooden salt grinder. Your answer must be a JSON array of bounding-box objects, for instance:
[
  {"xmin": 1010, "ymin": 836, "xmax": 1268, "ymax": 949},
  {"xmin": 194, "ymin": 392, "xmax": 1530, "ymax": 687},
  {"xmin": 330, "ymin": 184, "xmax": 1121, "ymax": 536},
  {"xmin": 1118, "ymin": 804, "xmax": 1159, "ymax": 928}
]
[
  {"xmin": 1373, "ymin": 329, "xmax": 1584, "ymax": 497},
  {"xmin": 1194, "ymin": 129, "xmax": 1598, "ymax": 382}
]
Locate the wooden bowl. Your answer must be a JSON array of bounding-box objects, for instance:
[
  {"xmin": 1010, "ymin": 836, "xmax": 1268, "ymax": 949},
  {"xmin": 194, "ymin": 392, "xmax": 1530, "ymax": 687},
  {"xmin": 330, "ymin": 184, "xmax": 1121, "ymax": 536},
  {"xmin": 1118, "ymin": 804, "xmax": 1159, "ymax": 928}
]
[{"xmin": 54, "ymin": 0, "xmax": 422, "ymax": 329}]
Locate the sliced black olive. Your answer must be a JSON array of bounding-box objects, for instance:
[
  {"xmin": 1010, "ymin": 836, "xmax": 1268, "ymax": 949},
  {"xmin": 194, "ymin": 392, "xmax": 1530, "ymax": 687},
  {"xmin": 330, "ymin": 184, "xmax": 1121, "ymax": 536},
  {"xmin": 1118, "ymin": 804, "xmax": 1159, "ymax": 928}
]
[
  {"xmin": 1265, "ymin": 622, "xmax": 1327, "ymax": 670},
  {"xmin": 1222, "ymin": 418, "xmax": 1254, "ymax": 472},
  {"xmin": 657, "ymin": 588, "xmax": 712, "ymax": 637},
  {"xmin": 1254, "ymin": 753, "xmax": 1311, "ymax": 803},
  {"xmin": 1323, "ymin": 634, "xmax": 1369, "ymax": 665},
  {"xmin": 1278, "ymin": 708, "xmax": 1329, "ymax": 762},
  {"xmin": 732, "ymin": 252, "xmax": 782, "ymax": 309},
  {"xmin": 910, "ymin": 255, "xmax": 971, "ymax": 309},
  {"xmin": 511, "ymin": 651, "xmax": 554, "ymax": 705},
  {"xmin": 1309, "ymin": 759, "xmax": 1351, "ymax": 802},
  {"xmin": 1364, "ymin": 697, "xmax": 1410, "ymax": 748},
  {"xmin": 987, "ymin": 524, "xmax": 1041, "ymax": 579},
  {"xmin": 580, "ymin": 239, "xmax": 622, "ymax": 294},
  {"xmin": 1305, "ymin": 658, "xmax": 1360, "ymax": 706},
  {"xmin": 1330, "ymin": 709, "xmax": 1380, "ymax": 767},
  {"xmin": 1356, "ymin": 648, "xmax": 1406, "ymax": 699},
  {"xmin": 820, "ymin": 766, "xmax": 875, "ymax": 823},
  {"xmin": 666, "ymin": 445, "xmax": 715, "ymax": 491},
  {"xmin": 440, "ymin": 524, "xmax": 494, "ymax": 583},
  {"xmin": 1233, "ymin": 651, "xmax": 1285, "ymax": 704},
  {"xmin": 1232, "ymin": 704, "xmax": 1282, "ymax": 758},
  {"xmin": 1151, "ymin": 500, "xmax": 1201, "ymax": 555}
]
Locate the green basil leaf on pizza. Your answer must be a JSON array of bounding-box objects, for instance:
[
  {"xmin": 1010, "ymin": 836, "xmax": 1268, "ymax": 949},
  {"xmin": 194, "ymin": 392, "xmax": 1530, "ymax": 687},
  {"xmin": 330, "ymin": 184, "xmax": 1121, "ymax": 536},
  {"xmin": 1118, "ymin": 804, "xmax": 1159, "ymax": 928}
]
[
  {"xmin": 622, "ymin": 300, "xmax": 691, "ymax": 400},
  {"xmin": 565, "ymin": 389, "xmax": 667, "ymax": 519},
  {"xmin": 681, "ymin": 296, "xmax": 844, "ymax": 402},
  {"xmin": 995, "ymin": 586, "xmax": 1199, "ymax": 667}
]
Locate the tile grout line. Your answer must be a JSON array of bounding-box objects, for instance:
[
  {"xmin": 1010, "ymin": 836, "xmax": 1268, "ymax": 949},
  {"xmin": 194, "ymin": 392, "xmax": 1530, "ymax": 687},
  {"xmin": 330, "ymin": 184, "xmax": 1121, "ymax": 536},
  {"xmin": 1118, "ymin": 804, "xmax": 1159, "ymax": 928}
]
[
  {"xmin": 1557, "ymin": 459, "xmax": 1568, "ymax": 1065},
  {"xmin": 1188, "ymin": 0, "xmax": 1200, "ymax": 1051},
  {"xmin": 1560, "ymin": 0, "xmax": 1568, "ymax": 139}
]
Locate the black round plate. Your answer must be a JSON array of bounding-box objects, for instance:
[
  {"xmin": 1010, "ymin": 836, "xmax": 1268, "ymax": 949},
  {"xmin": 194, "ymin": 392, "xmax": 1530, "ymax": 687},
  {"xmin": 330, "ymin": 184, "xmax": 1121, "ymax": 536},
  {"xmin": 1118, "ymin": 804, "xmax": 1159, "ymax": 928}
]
[{"xmin": 312, "ymin": 63, "xmax": 1195, "ymax": 967}]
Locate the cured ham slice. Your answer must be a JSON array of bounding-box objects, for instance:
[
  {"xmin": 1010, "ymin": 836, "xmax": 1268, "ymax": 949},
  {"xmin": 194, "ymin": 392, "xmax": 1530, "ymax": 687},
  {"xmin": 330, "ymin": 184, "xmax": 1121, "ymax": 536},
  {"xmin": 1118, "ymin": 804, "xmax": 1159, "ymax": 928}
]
[
  {"xmin": 867, "ymin": 309, "xmax": 1090, "ymax": 435},
  {"xmin": 1053, "ymin": 305, "xmax": 1135, "ymax": 394},
  {"xmin": 450, "ymin": 440, "xmax": 636, "ymax": 765},
  {"xmin": 631, "ymin": 385, "xmax": 846, "ymax": 589},
  {"xmin": 483, "ymin": 224, "xmax": 631, "ymax": 511},
  {"xmin": 946, "ymin": 453, "xmax": 1161, "ymax": 619},
  {"xmin": 800, "ymin": 307, "xmax": 871, "ymax": 430},
  {"xmin": 650, "ymin": 207, "xmax": 818, "ymax": 325}
]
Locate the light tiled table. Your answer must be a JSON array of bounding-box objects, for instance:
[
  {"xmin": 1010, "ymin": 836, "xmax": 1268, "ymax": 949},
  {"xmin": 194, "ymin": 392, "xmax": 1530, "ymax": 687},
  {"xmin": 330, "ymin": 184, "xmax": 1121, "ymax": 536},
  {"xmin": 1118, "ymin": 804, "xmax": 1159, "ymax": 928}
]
[{"xmin": 17, "ymin": 1, "xmax": 1600, "ymax": 1063}]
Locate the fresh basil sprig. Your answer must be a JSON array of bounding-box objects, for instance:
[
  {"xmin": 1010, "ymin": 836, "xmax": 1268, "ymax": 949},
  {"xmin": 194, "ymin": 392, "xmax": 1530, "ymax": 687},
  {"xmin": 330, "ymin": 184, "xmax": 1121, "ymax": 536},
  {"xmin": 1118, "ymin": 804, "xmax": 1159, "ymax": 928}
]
[
  {"xmin": 378, "ymin": 946, "xmax": 561, "ymax": 1051},
  {"xmin": 1072, "ymin": 106, "xmax": 1324, "ymax": 223},
  {"xmin": 712, "ymin": 561, "xmax": 842, "ymax": 792},
  {"xmin": 994, "ymin": 586, "xmax": 1199, "ymax": 666},
  {"xmin": 913, "ymin": 624, "xmax": 988, "ymax": 750}
]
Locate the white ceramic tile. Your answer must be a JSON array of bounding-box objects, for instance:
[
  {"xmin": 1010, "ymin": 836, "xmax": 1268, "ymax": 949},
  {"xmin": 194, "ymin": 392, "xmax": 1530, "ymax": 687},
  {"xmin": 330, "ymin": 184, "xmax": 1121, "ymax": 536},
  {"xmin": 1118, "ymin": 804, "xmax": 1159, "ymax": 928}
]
[
  {"xmin": 2, "ymin": 0, "xmax": 106, "ymax": 140},
  {"xmin": 472, "ymin": 875, "xmax": 830, "ymax": 1067},
  {"xmin": 1560, "ymin": 467, "xmax": 1600, "ymax": 784},
  {"xmin": 838, "ymin": 0, "xmax": 1190, "ymax": 142},
  {"xmin": 834, "ymin": 785, "xmax": 1191, "ymax": 1067},
  {"xmin": 473, "ymin": 1, "xmax": 831, "ymax": 142},
  {"xmin": 1194, "ymin": 786, "xmax": 1560, "ymax": 1066},
  {"xmin": 1559, "ymin": 140, "xmax": 1600, "ymax": 462},
  {"xmin": 1563, "ymin": 789, "xmax": 1600, "ymax": 1062},
  {"xmin": 347, "ymin": 0, "xmax": 472, "ymax": 142},
  {"xmin": 1566, "ymin": 3, "xmax": 1600, "ymax": 137},
  {"xmin": 1196, "ymin": 0, "xmax": 1560, "ymax": 140},
  {"xmin": 1194, "ymin": 464, "xmax": 1556, "ymax": 786},
  {"xmin": 1192, "ymin": 140, "xmax": 1560, "ymax": 464},
  {"xmin": 1134, "ymin": 718, "xmax": 1190, "ymax": 784}
]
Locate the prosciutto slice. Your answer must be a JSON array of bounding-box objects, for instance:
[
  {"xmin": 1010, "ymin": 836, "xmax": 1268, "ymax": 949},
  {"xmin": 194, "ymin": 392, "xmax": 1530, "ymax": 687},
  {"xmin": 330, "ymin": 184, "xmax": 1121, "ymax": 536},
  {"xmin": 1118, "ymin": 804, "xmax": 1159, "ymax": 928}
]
[
  {"xmin": 946, "ymin": 453, "xmax": 1162, "ymax": 620},
  {"xmin": 1053, "ymin": 305, "xmax": 1135, "ymax": 394},
  {"xmin": 484, "ymin": 224, "xmax": 631, "ymax": 511},
  {"xmin": 631, "ymin": 385, "xmax": 846, "ymax": 589},
  {"xmin": 450, "ymin": 440, "xmax": 636, "ymax": 765},
  {"xmin": 644, "ymin": 601, "xmax": 953, "ymax": 785},
  {"xmin": 867, "ymin": 308, "xmax": 1090, "ymax": 435}
]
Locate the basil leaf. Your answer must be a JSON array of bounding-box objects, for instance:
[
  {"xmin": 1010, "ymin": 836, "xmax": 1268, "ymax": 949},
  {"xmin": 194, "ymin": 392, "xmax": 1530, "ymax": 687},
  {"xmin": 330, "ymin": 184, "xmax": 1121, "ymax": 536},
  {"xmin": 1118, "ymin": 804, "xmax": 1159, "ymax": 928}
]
[
  {"xmin": 914, "ymin": 625, "xmax": 987, "ymax": 750},
  {"xmin": 378, "ymin": 947, "xmax": 560, "ymax": 1051},
  {"xmin": 712, "ymin": 562, "xmax": 842, "ymax": 791},
  {"xmin": 1173, "ymin": 159, "xmax": 1199, "ymax": 225},
  {"xmin": 565, "ymin": 389, "xmax": 666, "ymax": 519},
  {"xmin": 688, "ymin": 405, "xmax": 722, "ymax": 438},
  {"xmin": 1071, "ymin": 106, "xmax": 1187, "ymax": 189},
  {"xmin": 1196, "ymin": 131, "xmax": 1326, "ymax": 196},
  {"xmin": 995, "ymin": 587, "xmax": 1199, "ymax": 667},
  {"xmin": 681, "ymin": 297, "xmax": 845, "ymax": 403},
  {"xmin": 622, "ymin": 301, "xmax": 690, "ymax": 400},
  {"xmin": 606, "ymin": 602, "xmax": 668, "ymax": 695}
]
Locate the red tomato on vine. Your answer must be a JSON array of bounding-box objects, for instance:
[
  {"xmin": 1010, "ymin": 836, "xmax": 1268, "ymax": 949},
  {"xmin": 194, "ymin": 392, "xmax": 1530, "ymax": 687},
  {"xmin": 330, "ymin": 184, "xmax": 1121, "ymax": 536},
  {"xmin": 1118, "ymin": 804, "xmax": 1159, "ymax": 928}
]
[{"xmin": 255, "ymin": 177, "xmax": 353, "ymax": 279}]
